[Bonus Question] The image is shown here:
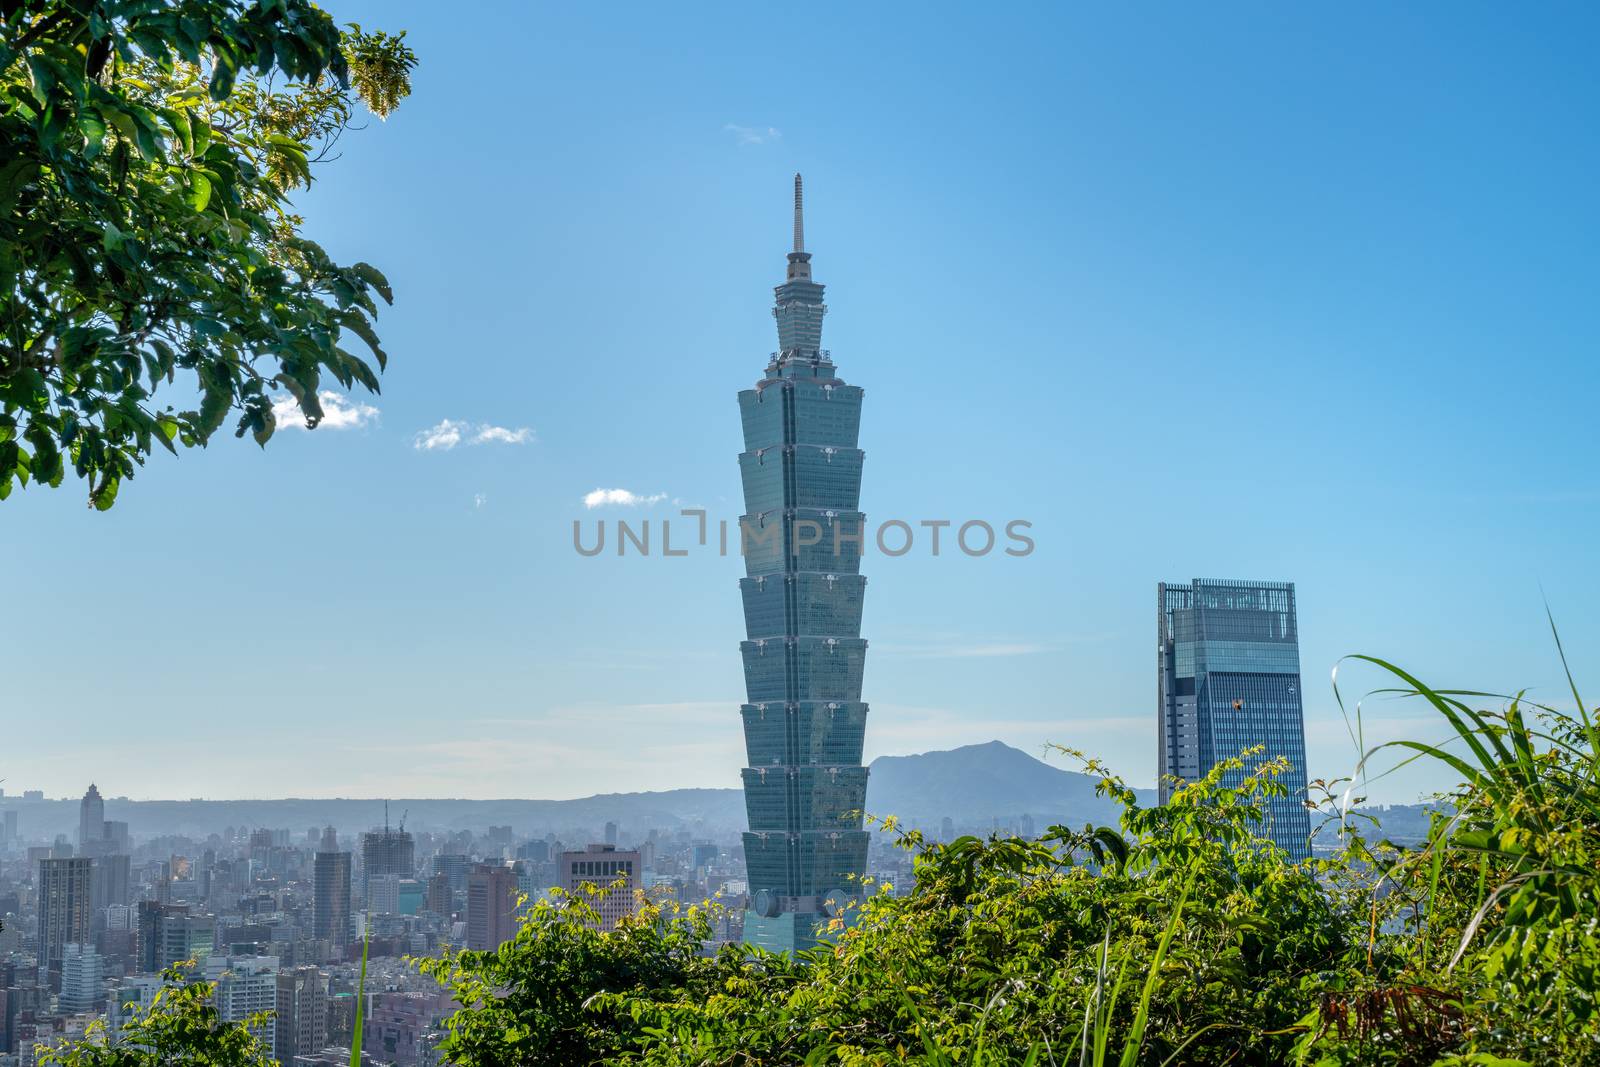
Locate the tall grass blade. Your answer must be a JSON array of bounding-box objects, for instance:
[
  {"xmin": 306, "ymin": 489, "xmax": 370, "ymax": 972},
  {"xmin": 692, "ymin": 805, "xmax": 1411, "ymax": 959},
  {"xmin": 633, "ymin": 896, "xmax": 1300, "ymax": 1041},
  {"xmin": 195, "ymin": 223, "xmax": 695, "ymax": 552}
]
[
  {"xmin": 350, "ymin": 916, "xmax": 370, "ymax": 1067},
  {"xmin": 1118, "ymin": 875, "xmax": 1193, "ymax": 1067},
  {"xmin": 1077, "ymin": 926, "xmax": 1110, "ymax": 1067},
  {"xmin": 1544, "ymin": 598, "xmax": 1598, "ymax": 775}
]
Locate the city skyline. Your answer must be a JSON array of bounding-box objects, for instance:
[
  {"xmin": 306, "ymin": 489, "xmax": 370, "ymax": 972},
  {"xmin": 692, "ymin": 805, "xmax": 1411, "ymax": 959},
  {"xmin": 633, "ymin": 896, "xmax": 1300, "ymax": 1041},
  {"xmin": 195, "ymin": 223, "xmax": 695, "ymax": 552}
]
[
  {"xmin": 3, "ymin": 3, "xmax": 1597, "ymax": 808},
  {"xmin": 4, "ymin": 2, "xmax": 1591, "ymax": 1062}
]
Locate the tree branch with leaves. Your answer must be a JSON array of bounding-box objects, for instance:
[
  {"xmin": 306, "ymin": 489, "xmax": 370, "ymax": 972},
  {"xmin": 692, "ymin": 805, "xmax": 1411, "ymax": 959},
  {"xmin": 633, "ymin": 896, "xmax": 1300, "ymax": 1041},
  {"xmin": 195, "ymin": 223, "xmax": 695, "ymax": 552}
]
[{"xmin": 0, "ymin": 0, "xmax": 416, "ymax": 508}]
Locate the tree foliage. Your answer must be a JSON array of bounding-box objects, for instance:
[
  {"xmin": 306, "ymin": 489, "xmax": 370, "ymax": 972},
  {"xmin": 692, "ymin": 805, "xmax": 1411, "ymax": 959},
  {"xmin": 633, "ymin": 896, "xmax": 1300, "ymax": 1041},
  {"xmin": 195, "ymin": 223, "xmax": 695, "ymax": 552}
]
[
  {"xmin": 38, "ymin": 966, "xmax": 273, "ymax": 1066},
  {"xmin": 0, "ymin": 0, "xmax": 415, "ymax": 508}
]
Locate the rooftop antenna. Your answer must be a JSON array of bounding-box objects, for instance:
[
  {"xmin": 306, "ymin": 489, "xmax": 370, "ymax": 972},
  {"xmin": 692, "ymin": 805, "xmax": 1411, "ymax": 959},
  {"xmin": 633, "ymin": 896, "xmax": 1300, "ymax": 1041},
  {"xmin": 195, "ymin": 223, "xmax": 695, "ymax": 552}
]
[{"xmin": 792, "ymin": 173, "xmax": 805, "ymax": 254}]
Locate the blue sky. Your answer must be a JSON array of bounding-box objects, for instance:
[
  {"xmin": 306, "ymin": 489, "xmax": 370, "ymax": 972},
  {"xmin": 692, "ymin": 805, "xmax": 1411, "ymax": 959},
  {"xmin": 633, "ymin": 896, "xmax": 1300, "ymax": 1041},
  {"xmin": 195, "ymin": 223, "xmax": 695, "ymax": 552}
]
[{"xmin": 5, "ymin": 3, "xmax": 1598, "ymax": 805}]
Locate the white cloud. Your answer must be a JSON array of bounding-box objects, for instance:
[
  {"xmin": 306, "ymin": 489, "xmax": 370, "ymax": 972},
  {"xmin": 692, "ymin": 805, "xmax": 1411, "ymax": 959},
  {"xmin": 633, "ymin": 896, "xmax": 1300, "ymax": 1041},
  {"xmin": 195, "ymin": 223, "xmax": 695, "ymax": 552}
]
[
  {"xmin": 413, "ymin": 419, "xmax": 535, "ymax": 452},
  {"xmin": 271, "ymin": 391, "xmax": 380, "ymax": 431},
  {"xmin": 473, "ymin": 493, "xmax": 487, "ymax": 510},
  {"xmin": 472, "ymin": 425, "xmax": 534, "ymax": 445},
  {"xmin": 724, "ymin": 123, "xmax": 781, "ymax": 146},
  {"xmin": 584, "ymin": 488, "xmax": 667, "ymax": 509},
  {"xmin": 413, "ymin": 419, "xmax": 464, "ymax": 451}
]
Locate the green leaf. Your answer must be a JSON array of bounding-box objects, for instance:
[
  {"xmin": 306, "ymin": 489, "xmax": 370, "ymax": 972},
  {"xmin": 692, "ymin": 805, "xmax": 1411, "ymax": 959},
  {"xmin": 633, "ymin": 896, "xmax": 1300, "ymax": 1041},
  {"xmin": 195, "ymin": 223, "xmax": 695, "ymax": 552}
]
[
  {"xmin": 188, "ymin": 171, "xmax": 212, "ymax": 212},
  {"xmin": 337, "ymin": 309, "xmax": 387, "ymax": 369},
  {"xmin": 91, "ymin": 473, "xmax": 119, "ymax": 511},
  {"xmin": 153, "ymin": 416, "xmax": 180, "ymax": 455},
  {"xmin": 165, "ymin": 107, "xmax": 195, "ymax": 157},
  {"xmin": 79, "ymin": 109, "xmax": 108, "ymax": 158},
  {"xmin": 351, "ymin": 261, "xmax": 394, "ymax": 305}
]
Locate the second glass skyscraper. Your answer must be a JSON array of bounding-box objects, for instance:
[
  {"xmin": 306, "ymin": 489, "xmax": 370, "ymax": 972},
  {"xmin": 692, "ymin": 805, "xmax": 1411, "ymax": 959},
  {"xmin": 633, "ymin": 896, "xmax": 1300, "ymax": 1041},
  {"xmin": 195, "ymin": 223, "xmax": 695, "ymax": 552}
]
[{"xmin": 1157, "ymin": 578, "xmax": 1312, "ymax": 860}]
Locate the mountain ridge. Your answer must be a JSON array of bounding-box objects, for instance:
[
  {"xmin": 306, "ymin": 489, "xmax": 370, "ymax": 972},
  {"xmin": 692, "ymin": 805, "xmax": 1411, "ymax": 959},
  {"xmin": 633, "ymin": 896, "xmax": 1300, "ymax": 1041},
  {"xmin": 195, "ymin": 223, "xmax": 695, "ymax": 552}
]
[{"xmin": 0, "ymin": 741, "xmax": 1152, "ymax": 839}]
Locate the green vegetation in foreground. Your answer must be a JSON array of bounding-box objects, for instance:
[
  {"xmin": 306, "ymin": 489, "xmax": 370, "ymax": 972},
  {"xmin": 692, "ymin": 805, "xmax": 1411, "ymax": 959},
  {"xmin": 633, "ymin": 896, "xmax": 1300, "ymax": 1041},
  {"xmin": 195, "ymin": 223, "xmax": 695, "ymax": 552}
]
[
  {"xmin": 42, "ymin": 648, "xmax": 1600, "ymax": 1065},
  {"xmin": 1, "ymin": 1, "xmax": 415, "ymax": 508}
]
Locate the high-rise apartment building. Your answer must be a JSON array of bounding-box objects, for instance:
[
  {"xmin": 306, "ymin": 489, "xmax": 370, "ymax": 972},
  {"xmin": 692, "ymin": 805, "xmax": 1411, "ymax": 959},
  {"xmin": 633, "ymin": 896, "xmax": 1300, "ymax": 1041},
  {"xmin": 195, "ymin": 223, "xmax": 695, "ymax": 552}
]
[
  {"xmin": 313, "ymin": 850, "xmax": 352, "ymax": 951},
  {"xmin": 736, "ymin": 176, "xmax": 870, "ymax": 952},
  {"xmin": 275, "ymin": 966, "xmax": 328, "ymax": 1062},
  {"xmin": 559, "ymin": 845, "xmax": 641, "ymax": 932},
  {"xmin": 425, "ymin": 871, "xmax": 452, "ymax": 918},
  {"xmin": 465, "ymin": 865, "xmax": 518, "ymax": 950},
  {"xmin": 37, "ymin": 857, "xmax": 92, "ymax": 986},
  {"xmin": 205, "ymin": 955, "xmax": 279, "ymax": 1058},
  {"xmin": 1157, "ymin": 578, "xmax": 1313, "ymax": 860}
]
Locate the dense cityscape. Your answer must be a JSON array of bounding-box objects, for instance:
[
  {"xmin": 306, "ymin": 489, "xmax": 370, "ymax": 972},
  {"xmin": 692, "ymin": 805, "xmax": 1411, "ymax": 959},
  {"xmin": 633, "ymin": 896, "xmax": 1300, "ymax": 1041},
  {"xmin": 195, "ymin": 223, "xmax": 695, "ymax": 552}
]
[{"xmin": 0, "ymin": 773, "xmax": 1077, "ymax": 1066}]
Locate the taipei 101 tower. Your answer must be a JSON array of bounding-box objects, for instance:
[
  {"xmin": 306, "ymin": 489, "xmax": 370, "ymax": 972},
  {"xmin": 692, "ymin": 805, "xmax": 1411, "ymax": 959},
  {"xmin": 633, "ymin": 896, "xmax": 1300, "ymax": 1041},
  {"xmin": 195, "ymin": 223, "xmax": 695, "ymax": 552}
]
[{"xmin": 736, "ymin": 176, "xmax": 871, "ymax": 952}]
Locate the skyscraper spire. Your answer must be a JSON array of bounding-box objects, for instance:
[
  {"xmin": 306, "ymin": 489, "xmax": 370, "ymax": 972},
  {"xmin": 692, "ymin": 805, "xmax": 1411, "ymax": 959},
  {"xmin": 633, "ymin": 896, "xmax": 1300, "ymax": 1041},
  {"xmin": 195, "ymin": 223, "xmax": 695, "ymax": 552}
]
[
  {"xmin": 785, "ymin": 174, "xmax": 814, "ymax": 284},
  {"xmin": 793, "ymin": 173, "xmax": 805, "ymax": 253}
]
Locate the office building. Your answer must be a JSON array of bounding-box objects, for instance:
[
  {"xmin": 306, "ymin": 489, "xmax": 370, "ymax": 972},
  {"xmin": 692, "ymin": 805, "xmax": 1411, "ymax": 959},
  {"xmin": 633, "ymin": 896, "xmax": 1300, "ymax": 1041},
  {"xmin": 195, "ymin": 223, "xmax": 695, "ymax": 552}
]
[
  {"xmin": 465, "ymin": 865, "xmax": 517, "ymax": 951},
  {"xmin": 102, "ymin": 820, "xmax": 130, "ymax": 853},
  {"xmin": 313, "ymin": 850, "xmax": 352, "ymax": 951},
  {"xmin": 559, "ymin": 845, "xmax": 641, "ymax": 932},
  {"xmin": 58, "ymin": 944, "xmax": 103, "ymax": 1013},
  {"xmin": 432, "ymin": 854, "xmax": 472, "ymax": 893},
  {"xmin": 135, "ymin": 904, "xmax": 215, "ymax": 973},
  {"xmin": 367, "ymin": 874, "xmax": 400, "ymax": 916},
  {"xmin": 1157, "ymin": 578, "xmax": 1313, "ymax": 860},
  {"xmin": 91, "ymin": 853, "xmax": 131, "ymax": 912},
  {"xmin": 77, "ymin": 785, "xmax": 104, "ymax": 850},
  {"xmin": 737, "ymin": 176, "xmax": 871, "ymax": 952}
]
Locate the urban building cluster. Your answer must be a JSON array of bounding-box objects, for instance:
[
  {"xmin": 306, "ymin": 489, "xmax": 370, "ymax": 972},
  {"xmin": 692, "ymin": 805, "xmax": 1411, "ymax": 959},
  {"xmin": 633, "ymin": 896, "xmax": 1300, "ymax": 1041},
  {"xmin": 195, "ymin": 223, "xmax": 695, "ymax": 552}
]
[{"xmin": 0, "ymin": 793, "xmax": 765, "ymax": 1067}]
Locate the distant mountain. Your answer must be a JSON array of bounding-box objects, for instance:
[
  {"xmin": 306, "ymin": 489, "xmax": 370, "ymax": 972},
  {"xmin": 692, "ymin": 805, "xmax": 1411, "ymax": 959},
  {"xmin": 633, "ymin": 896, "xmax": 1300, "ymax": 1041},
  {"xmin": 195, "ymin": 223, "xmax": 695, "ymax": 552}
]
[
  {"xmin": 867, "ymin": 740, "xmax": 1153, "ymax": 827},
  {"xmin": 0, "ymin": 742, "xmax": 1150, "ymax": 841}
]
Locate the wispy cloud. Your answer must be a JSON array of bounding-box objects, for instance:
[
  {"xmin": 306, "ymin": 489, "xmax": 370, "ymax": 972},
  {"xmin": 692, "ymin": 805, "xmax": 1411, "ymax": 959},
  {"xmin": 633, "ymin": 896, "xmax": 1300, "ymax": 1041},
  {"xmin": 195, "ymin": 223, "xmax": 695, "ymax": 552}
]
[
  {"xmin": 584, "ymin": 488, "xmax": 667, "ymax": 509},
  {"xmin": 413, "ymin": 419, "xmax": 536, "ymax": 452},
  {"xmin": 472, "ymin": 425, "xmax": 535, "ymax": 445},
  {"xmin": 473, "ymin": 493, "xmax": 487, "ymax": 510},
  {"xmin": 876, "ymin": 641, "xmax": 1052, "ymax": 659},
  {"xmin": 724, "ymin": 123, "xmax": 781, "ymax": 146},
  {"xmin": 271, "ymin": 391, "xmax": 380, "ymax": 431}
]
